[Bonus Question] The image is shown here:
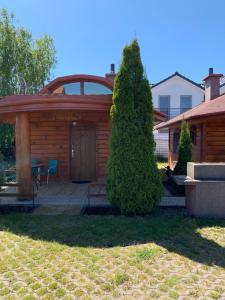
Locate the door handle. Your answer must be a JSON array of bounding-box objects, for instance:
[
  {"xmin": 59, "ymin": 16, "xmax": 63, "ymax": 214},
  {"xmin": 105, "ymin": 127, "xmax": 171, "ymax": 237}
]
[{"xmin": 71, "ymin": 145, "xmax": 75, "ymax": 158}]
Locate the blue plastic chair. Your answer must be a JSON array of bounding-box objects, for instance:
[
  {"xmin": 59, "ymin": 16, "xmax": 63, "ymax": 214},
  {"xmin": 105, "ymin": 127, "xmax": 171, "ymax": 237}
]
[{"xmin": 47, "ymin": 160, "xmax": 59, "ymax": 184}]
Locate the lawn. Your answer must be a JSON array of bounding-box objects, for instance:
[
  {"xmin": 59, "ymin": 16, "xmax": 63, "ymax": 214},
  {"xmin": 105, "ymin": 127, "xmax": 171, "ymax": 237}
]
[
  {"xmin": 157, "ymin": 159, "xmax": 168, "ymax": 170},
  {"xmin": 0, "ymin": 211, "xmax": 224, "ymax": 299}
]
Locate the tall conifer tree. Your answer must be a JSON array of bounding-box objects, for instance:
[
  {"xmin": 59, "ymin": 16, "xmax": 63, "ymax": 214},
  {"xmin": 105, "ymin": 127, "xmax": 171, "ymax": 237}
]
[
  {"xmin": 106, "ymin": 40, "xmax": 162, "ymax": 214},
  {"xmin": 174, "ymin": 120, "xmax": 192, "ymax": 175}
]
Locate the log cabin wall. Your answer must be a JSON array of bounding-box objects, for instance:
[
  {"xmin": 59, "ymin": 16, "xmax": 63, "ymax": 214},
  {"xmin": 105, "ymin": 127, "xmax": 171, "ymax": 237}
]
[
  {"xmin": 29, "ymin": 111, "xmax": 110, "ymax": 180},
  {"xmin": 191, "ymin": 125, "xmax": 202, "ymax": 162},
  {"xmin": 205, "ymin": 117, "xmax": 225, "ymax": 162}
]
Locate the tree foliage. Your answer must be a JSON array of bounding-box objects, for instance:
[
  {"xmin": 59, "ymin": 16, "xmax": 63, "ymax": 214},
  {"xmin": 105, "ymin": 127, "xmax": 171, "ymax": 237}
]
[
  {"xmin": 173, "ymin": 120, "xmax": 192, "ymax": 175},
  {"xmin": 0, "ymin": 8, "xmax": 56, "ymax": 95},
  {"xmin": 106, "ymin": 39, "xmax": 162, "ymax": 215},
  {"xmin": 0, "ymin": 8, "xmax": 56, "ymax": 150},
  {"xmin": 0, "ymin": 151, "xmax": 5, "ymax": 187}
]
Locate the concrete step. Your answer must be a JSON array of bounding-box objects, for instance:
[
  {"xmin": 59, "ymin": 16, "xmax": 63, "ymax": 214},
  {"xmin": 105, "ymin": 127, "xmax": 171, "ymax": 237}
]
[
  {"xmin": 159, "ymin": 196, "xmax": 186, "ymax": 207},
  {"xmin": 33, "ymin": 205, "xmax": 82, "ymax": 215}
]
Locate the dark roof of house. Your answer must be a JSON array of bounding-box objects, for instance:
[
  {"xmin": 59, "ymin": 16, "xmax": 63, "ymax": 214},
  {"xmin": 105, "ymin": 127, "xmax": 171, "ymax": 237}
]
[
  {"xmin": 152, "ymin": 71, "xmax": 205, "ymax": 90},
  {"xmin": 155, "ymin": 93, "xmax": 225, "ymax": 129}
]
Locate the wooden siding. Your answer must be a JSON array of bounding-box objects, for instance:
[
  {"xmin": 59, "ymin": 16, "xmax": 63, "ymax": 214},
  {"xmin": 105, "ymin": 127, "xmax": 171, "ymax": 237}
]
[
  {"xmin": 205, "ymin": 118, "xmax": 225, "ymax": 162},
  {"xmin": 191, "ymin": 126, "xmax": 202, "ymax": 162},
  {"xmin": 29, "ymin": 111, "xmax": 110, "ymax": 180}
]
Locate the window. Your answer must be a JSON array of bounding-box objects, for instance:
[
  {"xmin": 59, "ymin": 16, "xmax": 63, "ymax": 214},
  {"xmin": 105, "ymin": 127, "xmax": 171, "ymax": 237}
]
[
  {"xmin": 64, "ymin": 83, "xmax": 80, "ymax": 95},
  {"xmin": 84, "ymin": 82, "xmax": 112, "ymax": 95},
  {"xmin": 180, "ymin": 95, "xmax": 192, "ymax": 114},
  {"xmin": 159, "ymin": 96, "xmax": 170, "ymax": 118},
  {"xmin": 190, "ymin": 126, "xmax": 197, "ymax": 145},
  {"xmin": 62, "ymin": 82, "xmax": 112, "ymax": 95}
]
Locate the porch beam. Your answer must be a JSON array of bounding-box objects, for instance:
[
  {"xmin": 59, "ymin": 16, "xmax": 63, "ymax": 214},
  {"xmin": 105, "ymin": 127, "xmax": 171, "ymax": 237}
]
[{"xmin": 16, "ymin": 112, "xmax": 32, "ymax": 199}]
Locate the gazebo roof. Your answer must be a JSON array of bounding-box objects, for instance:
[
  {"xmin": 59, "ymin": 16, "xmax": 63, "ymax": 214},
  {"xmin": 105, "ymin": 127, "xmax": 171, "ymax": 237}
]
[
  {"xmin": 0, "ymin": 94, "xmax": 113, "ymax": 113},
  {"xmin": 0, "ymin": 73, "xmax": 166, "ymax": 123}
]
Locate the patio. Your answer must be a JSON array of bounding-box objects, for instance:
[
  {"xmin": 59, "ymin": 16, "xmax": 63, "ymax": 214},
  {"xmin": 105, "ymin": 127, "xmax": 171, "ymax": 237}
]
[
  {"xmin": 0, "ymin": 181, "xmax": 185, "ymax": 210},
  {"xmin": 0, "ymin": 181, "xmax": 108, "ymax": 207}
]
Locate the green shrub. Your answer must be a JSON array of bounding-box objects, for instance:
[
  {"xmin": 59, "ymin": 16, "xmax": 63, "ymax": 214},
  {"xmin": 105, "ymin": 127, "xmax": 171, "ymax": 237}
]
[
  {"xmin": 0, "ymin": 151, "xmax": 5, "ymax": 188},
  {"xmin": 106, "ymin": 39, "xmax": 162, "ymax": 215},
  {"xmin": 0, "ymin": 171, "xmax": 4, "ymax": 190},
  {"xmin": 0, "ymin": 151, "xmax": 4, "ymax": 163},
  {"xmin": 173, "ymin": 120, "xmax": 192, "ymax": 175}
]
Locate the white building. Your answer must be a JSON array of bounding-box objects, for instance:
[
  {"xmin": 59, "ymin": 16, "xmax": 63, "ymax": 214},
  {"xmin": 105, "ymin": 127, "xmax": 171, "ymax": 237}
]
[
  {"xmin": 152, "ymin": 72, "xmax": 204, "ymax": 158},
  {"xmin": 152, "ymin": 71, "xmax": 225, "ymax": 159},
  {"xmin": 221, "ymin": 77, "xmax": 225, "ymax": 94}
]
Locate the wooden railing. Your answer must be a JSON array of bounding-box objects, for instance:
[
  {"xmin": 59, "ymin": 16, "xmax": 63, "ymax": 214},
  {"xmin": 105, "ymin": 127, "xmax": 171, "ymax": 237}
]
[
  {"xmin": 0, "ymin": 181, "xmax": 37, "ymax": 207},
  {"xmin": 87, "ymin": 182, "xmax": 106, "ymax": 207}
]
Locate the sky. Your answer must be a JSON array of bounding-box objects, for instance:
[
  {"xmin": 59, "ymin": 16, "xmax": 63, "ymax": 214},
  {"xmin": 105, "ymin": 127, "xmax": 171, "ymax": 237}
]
[{"xmin": 1, "ymin": 0, "xmax": 225, "ymax": 84}]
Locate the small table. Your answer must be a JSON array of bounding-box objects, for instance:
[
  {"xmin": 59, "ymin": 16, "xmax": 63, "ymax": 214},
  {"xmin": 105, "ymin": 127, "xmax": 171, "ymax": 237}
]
[{"xmin": 32, "ymin": 163, "xmax": 45, "ymax": 187}]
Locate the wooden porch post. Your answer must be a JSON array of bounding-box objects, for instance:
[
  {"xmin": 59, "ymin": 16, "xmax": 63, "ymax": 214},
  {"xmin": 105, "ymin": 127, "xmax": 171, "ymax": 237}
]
[{"xmin": 16, "ymin": 112, "xmax": 32, "ymax": 199}]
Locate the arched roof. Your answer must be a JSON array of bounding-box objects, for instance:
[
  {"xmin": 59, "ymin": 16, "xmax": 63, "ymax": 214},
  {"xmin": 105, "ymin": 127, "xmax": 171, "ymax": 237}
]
[
  {"xmin": 0, "ymin": 73, "xmax": 166, "ymax": 124},
  {"xmin": 40, "ymin": 74, "xmax": 114, "ymax": 94}
]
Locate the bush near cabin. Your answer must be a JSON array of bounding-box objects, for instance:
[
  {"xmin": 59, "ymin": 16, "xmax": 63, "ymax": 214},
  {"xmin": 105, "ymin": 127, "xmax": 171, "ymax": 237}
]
[
  {"xmin": 174, "ymin": 120, "xmax": 192, "ymax": 175},
  {"xmin": 106, "ymin": 39, "xmax": 162, "ymax": 215},
  {"xmin": 0, "ymin": 151, "xmax": 5, "ymax": 188}
]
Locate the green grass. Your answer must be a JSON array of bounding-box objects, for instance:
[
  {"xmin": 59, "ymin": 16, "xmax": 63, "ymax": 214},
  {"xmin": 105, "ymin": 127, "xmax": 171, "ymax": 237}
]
[
  {"xmin": 157, "ymin": 158, "xmax": 168, "ymax": 170},
  {"xmin": 157, "ymin": 161, "xmax": 168, "ymax": 169},
  {"xmin": 134, "ymin": 247, "xmax": 161, "ymax": 261},
  {"xmin": 0, "ymin": 212, "xmax": 224, "ymax": 299}
]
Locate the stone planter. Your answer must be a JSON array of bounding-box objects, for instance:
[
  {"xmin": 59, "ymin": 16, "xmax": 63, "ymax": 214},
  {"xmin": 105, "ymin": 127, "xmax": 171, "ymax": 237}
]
[{"xmin": 185, "ymin": 162, "xmax": 225, "ymax": 218}]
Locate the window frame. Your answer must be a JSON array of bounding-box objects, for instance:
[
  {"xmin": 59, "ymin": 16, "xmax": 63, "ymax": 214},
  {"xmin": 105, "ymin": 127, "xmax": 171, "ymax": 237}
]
[
  {"xmin": 158, "ymin": 95, "xmax": 171, "ymax": 119},
  {"xmin": 62, "ymin": 81, "xmax": 112, "ymax": 95},
  {"xmin": 180, "ymin": 95, "xmax": 192, "ymax": 114},
  {"xmin": 190, "ymin": 125, "xmax": 197, "ymax": 145}
]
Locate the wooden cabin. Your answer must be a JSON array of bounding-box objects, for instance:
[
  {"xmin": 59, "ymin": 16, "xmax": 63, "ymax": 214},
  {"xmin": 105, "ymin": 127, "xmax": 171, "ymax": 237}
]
[
  {"xmin": 0, "ymin": 70, "xmax": 165, "ymax": 197},
  {"xmin": 156, "ymin": 69, "xmax": 225, "ymax": 168}
]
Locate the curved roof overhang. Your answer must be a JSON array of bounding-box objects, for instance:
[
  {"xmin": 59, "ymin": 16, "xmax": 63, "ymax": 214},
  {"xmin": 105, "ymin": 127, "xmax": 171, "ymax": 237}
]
[
  {"xmin": 0, "ymin": 94, "xmax": 112, "ymax": 114},
  {"xmin": 0, "ymin": 73, "xmax": 166, "ymax": 124},
  {"xmin": 40, "ymin": 74, "xmax": 114, "ymax": 94},
  {"xmin": 0, "ymin": 93, "xmax": 166, "ymax": 125}
]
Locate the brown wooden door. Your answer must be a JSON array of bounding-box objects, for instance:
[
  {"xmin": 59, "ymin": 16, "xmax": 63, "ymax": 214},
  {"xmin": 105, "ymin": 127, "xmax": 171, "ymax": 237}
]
[{"xmin": 70, "ymin": 124, "xmax": 96, "ymax": 181}]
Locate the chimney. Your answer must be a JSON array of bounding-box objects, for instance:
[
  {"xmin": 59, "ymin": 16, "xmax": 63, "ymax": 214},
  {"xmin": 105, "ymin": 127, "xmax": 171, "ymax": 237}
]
[
  {"xmin": 203, "ymin": 68, "xmax": 223, "ymax": 101},
  {"xmin": 105, "ymin": 64, "xmax": 116, "ymax": 82}
]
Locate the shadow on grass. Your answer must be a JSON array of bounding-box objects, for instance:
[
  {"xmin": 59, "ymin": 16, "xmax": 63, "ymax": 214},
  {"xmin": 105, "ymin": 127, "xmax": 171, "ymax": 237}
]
[{"xmin": 0, "ymin": 208, "xmax": 224, "ymax": 268}]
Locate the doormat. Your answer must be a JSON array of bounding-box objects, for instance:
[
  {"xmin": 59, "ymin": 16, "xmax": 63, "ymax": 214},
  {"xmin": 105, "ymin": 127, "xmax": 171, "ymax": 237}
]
[
  {"xmin": 72, "ymin": 180, "xmax": 92, "ymax": 184},
  {"xmin": 81, "ymin": 205, "xmax": 121, "ymax": 215}
]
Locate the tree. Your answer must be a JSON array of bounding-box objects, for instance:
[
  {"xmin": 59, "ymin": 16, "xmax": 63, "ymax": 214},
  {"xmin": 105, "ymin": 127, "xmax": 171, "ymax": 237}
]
[
  {"xmin": 0, "ymin": 151, "xmax": 5, "ymax": 187},
  {"xmin": 106, "ymin": 39, "xmax": 162, "ymax": 215},
  {"xmin": 0, "ymin": 8, "xmax": 56, "ymax": 151},
  {"xmin": 173, "ymin": 120, "xmax": 192, "ymax": 175}
]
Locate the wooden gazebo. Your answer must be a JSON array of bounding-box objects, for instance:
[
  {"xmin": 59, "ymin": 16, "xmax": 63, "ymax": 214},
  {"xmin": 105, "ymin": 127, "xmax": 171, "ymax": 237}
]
[{"xmin": 0, "ymin": 73, "xmax": 166, "ymax": 198}]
